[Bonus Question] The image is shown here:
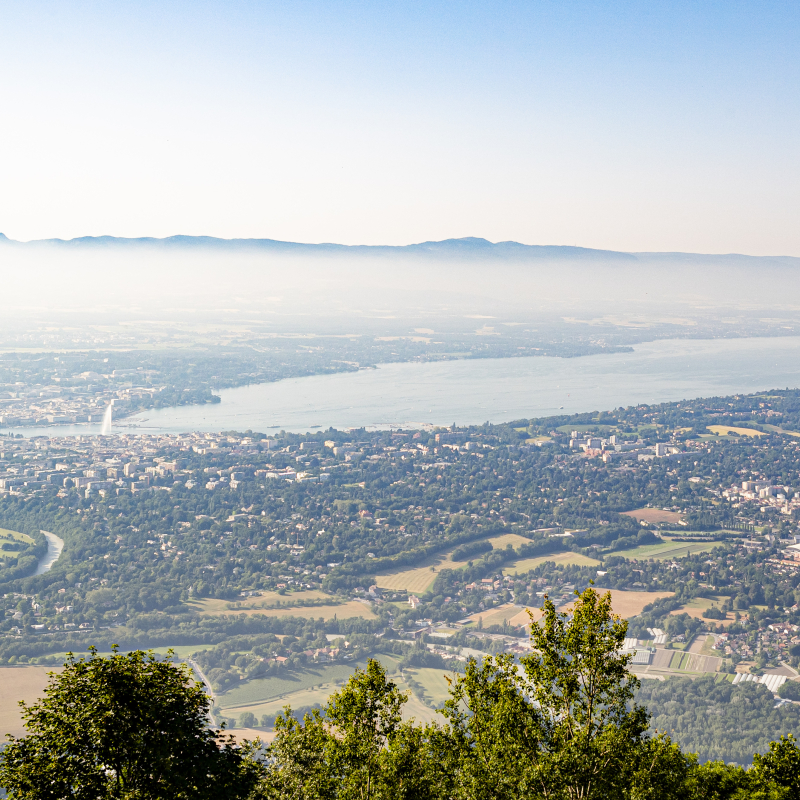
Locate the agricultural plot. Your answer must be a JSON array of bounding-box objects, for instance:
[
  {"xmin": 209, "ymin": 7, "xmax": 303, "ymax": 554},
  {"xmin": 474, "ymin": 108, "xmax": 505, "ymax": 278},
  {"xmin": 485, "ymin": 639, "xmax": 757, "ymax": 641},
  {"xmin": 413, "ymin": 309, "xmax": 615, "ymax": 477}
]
[
  {"xmin": 0, "ymin": 666, "xmax": 57, "ymax": 738},
  {"xmin": 503, "ymin": 551, "xmax": 600, "ymax": 576},
  {"xmin": 376, "ymin": 533, "xmax": 535, "ymax": 593},
  {"xmin": 486, "ymin": 533, "xmax": 535, "ymax": 550},
  {"xmin": 707, "ymin": 425, "xmax": 764, "ymax": 437},
  {"xmin": 0, "ymin": 528, "xmax": 34, "ymax": 544},
  {"xmin": 219, "ymin": 664, "xmax": 362, "ymax": 710},
  {"xmin": 620, "ymin": 508, "xmax": 683, "ymax": 524},
  {"xmin": 561, "ymin": 589, "xmax": 674, "ymax": 619},
  {"xmin": 612, "ymin": 540, "xmax": 719, "ymax": 561},
  {"xmin": 670, "ymin": 598, "xmax": 735, "ymax": 627},
  {"xmin": 462, "ymin": 603, "xmax": 541, "ymax": 629},
  {"xmin": 375, "ymin": 548, "xmax": 474, "ymax": 593},
  {"xmin": 403, "ymin": 667, "xmax": 454, "ymax": 707},
  {"xmin": 661, "ymin": 649, "xmax": 720, "ymax": 674},
  {"xmin": 218, "ymin": 654, "xmax": 401, "ymax": 712},
  {"xmin": 189, "ymin": 597, "xmax": 375, "ymax": 622}
]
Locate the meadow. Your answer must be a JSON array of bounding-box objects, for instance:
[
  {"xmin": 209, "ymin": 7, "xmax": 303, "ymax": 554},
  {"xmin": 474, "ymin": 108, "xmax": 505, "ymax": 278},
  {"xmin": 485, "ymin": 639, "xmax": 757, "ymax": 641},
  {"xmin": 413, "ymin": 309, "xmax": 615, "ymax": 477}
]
[
  {"xmin": 375, "ymin": 532, "xmax": 535, "ymax": 593},
  {"xmin": 611, "ymin": 539, "xmax": 719, "ymax": 561},
  {"xmin": 189, "ymin": 597, "xmax": 375, "ymax": 621},
  {"xmin": 502, "ymin": 551, "xmax": 600, "ymax": 576},
  {"xmin": 0, "ymin": 528, "xmax": 34, "ymax": 544}
]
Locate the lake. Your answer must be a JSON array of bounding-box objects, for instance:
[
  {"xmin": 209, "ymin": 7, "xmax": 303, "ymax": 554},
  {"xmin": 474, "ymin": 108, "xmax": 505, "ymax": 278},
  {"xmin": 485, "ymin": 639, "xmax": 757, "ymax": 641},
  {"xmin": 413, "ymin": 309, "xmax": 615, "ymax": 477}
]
[{"xmin": 6, "ymin": 336, "xmax": 800, "ymax": 436}]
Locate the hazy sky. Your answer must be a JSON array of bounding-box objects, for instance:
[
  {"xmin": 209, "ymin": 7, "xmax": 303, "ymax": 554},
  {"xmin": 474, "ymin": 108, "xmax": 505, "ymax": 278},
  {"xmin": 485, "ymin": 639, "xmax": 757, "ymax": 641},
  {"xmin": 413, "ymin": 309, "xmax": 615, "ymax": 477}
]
[{"xmin": 1, "ymin": 1, "xmax": 799, "ymax": 254}]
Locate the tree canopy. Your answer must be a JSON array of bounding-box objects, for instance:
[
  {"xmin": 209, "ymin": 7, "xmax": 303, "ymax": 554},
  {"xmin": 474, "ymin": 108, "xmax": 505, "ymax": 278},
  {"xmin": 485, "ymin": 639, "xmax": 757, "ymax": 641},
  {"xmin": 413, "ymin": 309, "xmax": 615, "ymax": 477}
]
[{"xmin": 0, "ymin": 647, "xmax": 258, "ymax": 800}]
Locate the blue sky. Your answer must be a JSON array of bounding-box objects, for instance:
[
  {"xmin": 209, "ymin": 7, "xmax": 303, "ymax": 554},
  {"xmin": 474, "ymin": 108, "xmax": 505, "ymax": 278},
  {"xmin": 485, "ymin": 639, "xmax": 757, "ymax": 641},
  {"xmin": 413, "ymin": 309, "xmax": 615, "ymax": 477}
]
[{"xmin": 1, "ymin": 1, "xmax": 799, "ymax": 253}]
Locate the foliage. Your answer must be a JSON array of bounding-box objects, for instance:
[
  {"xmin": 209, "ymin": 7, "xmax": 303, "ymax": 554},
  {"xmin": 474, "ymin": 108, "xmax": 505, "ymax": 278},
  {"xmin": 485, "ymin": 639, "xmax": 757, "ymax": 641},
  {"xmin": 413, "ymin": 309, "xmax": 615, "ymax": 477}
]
[
  {"xmin": 258, "ymin": 658, "xmax": 451, "ymax": 799},
  {"xmin": 0, "ymin": 647, "xmax": 259, "ymax": 800},
  {"xmin": 637, "ymin": 676, "xmax": 800, "ymax": 765},
  {"xmin": 778, "ymin": 681, "xmax": 800, "ymax": 701}
]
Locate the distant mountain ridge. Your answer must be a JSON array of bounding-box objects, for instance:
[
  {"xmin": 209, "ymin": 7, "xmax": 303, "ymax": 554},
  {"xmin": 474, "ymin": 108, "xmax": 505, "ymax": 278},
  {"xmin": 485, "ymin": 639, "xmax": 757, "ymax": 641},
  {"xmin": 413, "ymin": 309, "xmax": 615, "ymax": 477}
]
[{"xmin": 1, "ymin": 232, "xmax": 798, "ymax": 267}]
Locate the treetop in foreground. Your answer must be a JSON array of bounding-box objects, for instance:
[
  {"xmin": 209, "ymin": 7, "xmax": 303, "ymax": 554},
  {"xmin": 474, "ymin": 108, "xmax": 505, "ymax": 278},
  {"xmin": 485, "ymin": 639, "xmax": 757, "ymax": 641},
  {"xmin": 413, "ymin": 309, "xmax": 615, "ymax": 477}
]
[{"xmin": 0, "ymin": 646, "xmax": 258, "ymax": 800}]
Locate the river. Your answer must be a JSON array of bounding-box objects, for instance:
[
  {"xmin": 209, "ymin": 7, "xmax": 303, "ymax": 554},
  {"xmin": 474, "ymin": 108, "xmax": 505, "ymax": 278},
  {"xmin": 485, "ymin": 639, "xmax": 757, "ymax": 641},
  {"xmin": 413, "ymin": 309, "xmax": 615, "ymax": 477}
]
[
  {"xmin": 35, "ymin": 531, "xmax": 64, "ymax": 576},
  {"xmin": 5, "ymin": 336, "xmax": 800, "ymax": 436}
]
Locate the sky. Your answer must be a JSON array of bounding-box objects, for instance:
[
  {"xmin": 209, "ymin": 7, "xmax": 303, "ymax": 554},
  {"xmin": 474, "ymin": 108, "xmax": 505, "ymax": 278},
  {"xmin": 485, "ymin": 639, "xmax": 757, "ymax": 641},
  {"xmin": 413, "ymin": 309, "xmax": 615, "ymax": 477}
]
[{"xmin": 1, "ymin": 1, "xmax": 799, "ymax": 254}]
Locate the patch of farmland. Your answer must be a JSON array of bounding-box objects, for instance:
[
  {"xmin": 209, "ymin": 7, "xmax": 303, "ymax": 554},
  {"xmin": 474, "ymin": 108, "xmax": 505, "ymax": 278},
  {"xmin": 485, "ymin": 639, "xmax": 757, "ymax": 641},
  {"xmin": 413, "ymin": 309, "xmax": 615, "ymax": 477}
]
[
  {"xmin": 503, "ymin": 551, "xmax": 600, "ymax": 576},
  {"xmin": 0, "ymin": 666, "xmax": 59, "ymax": 738},
  {"xmin": 486, "ymin": 532, "xmax": 534, "ymax": 549},
  {"xmin": 620, "ymin": 508, "xmax": 683, "ymax": 524},
  {"xmin": 0, "ymin": 528, "xmax": 34, "ymax": 544},
  {"xmin": 561, "ymin": 589, "xmax": 674, "ymax": 619},
  {"xmin": 707, "ymin": 425, "xmax": 764, "ymax": 437},
  {"xmin": 218, "ymin": 654, "xmax": 400, "ymax": 710},
  {"xmin": 612, "ymin": 540, "xmax": 718, "ymax": 561},
  {"xmin": 190, "ymin": 598, "xmax": 375, "ymax": 622}
]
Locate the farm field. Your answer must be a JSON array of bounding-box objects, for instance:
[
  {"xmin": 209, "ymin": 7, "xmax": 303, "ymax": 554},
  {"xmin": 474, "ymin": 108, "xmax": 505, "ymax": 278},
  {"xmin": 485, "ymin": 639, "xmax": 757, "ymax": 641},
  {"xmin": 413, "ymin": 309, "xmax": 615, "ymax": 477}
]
[
  {"xmin": 503, "ymin": 551, "xmax": 600, "ymax": 576},
  {"xmin": 375, "ymin": 549, "xmax": 473, "ymax": 593},
  {"xmin": 189, "ymin": 597, "xmax": 375, "ymax": 622},
  {"xmin": 763, "ymin": 424, "xmax": 800, "ymax": 438},
  {"xmin": 189, "ymin": 591, "xmax": 335, "ymax": 616},
  {"xmin": 217, "ymin": 654, "xmax": 401, "ymax": 712},
  {"xmin": 0, "ymin": 666, "xmax": 59, "ymax": 738},
  {"xmin": 404, "ymin": 666, "xmax": 454, "ymax": 707},
  {"xmin": 220, "ymin": 685, "xmax": 337, "ymax": 722},
  {"xmin": 620, "ymin": 508, "xmax": 683, "ymax": 524},
  {"xmin": 486, "ymin": 532, "xmax": 534, "ymax": 549},
  {"xmin": 562, "ymin": 589, "xmax": 674, "ymax": 619},
  {"xmin": 707, "ymin": 425, "xmax": 764, "ymax": 437},
  {"xmin": 612, "ymin": 539, "xmax": 719, "ymax": 561},
  {"xmin": 42, "ymin": 644, "xmax": 216, "ymax": 662},
  {"xmin": 393, "ymin": 672, "xmax": 440, "ymax": 725},
  {"xmin": 670, "ymin": 597, "xmax": 735, "ymax": 627},
  {"xmin": 376, "ymin": 532, "xmax": 537, "ymax": 593},
  {"xmin": 462, "ymin": 603, "xmax": 544, "ymax": 628},
  {"xmin": 0, "ymin": 527, "xmax": 34, "ymax": 543}
]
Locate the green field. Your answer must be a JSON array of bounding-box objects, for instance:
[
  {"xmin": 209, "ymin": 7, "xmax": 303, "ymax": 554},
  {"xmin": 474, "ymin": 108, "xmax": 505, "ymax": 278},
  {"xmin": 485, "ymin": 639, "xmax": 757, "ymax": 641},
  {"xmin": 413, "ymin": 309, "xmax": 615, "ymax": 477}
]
[
  {"xmin": 404, "ymin": 667, "xmax": 454, "ymax": 707},
  {"xmin": 218, "ymin": 654, "xmax": 401, "ymax": 710},
  {"xmin": 0, "ymin": 528, "xmax": 34, "ymax": 544},
  {"xmin": 612, "ymin": 539, "xmax": 720, "ymax": 561},
  {"xmin": 503, "ymin": 551, "xmax": 600, "ymax": 576}
]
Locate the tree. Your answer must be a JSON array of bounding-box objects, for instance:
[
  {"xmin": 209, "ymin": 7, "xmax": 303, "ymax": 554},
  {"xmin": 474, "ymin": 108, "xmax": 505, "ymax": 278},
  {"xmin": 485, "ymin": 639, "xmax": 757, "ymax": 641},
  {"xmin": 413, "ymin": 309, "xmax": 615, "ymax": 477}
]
[
  {"xmin": 441, "ymin": 586, "xmax": 654, "ymax": 800},
  {"xmin": 259, "ymin": 658, "xmax": 450, "ymax": 799},
  {"xmin": 0, "ymin": 647, "xmax": 259, "ymax": 800},
  {"xmin": 239, "ymin": 711, "xmax": 258, "ymax": 729},
  {"xmin": 750, "ymin": 735, "xmax": 800, "ymax": 800}
]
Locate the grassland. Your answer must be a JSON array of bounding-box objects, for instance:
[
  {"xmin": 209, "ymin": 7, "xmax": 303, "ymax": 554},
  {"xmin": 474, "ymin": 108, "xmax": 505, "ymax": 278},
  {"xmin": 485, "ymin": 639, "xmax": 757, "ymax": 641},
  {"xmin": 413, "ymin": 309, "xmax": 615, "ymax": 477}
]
[
  {"xmin": 612, "ymin": 539, "xmax": 719, "ymax": 561},
  {"xmin": 190, "ymin": 591, "xmax": 334, "ymax": 615},
  {"xmin": 403, "ymin": 667, "xmax": 454, "ymax": 707},
  {"xmin": 707, "ymin": 425, "xmax": 764, "ymax": 437},
  {"xmin": 216, "ymin": 655, "xmax": 401, "ymax": 719},
  {"xmin": 503, "ymin": 551, "xmax": 600, "ymax": 576},
  {"xmin": 620, "ymin": 508, "xmax": 683, "ymax": 524},
  {"xmin": 669, "ymin": 597, "xmax": 735, "ymax": 627},
  {"xmin": 188, "ymin": 597, "xmax": 375, "ymax": 621},
  {"xmin": 376, "ymin": 532, "xmax": 537, "ymax": 593},
  {"xmin": 0, "ymin": 528, "xmax": 34, "ymax": 544},
  {"xmin": 487, "ymin": 532, "xmax": 535, "ymax": 549},
  {"xmin": 562, "ymin": 589, "xmax": 674, "ymax": 619},
  {"xmin": 462, "ymin": 603, "xmax": 542, "ymax": 629},
  {"xmin": 0, "ymin": 666, "xmax": 58, "ymax": 738},
  {"xmin": 763, "ymin": 424, "xmax": 800, "ymax": 438}
]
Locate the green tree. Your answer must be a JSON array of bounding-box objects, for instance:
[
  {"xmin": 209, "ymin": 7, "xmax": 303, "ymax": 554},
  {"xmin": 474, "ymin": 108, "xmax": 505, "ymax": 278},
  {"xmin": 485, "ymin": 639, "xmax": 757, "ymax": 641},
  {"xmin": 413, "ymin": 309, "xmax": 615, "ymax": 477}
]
[
  {"xmin": 750, "ymin": 735, "xmax": 800, "ymax": 800},
  {"xmin": 259, "ymin": 658, "xmax": 449, "ymax": 799},
  {"xmin": 442, "ymin": 586, "xmax": 656, "ymax": 800},
  {"xmin": 0, "ymin": 647, "xmax": 259, "ymax": 800}
]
